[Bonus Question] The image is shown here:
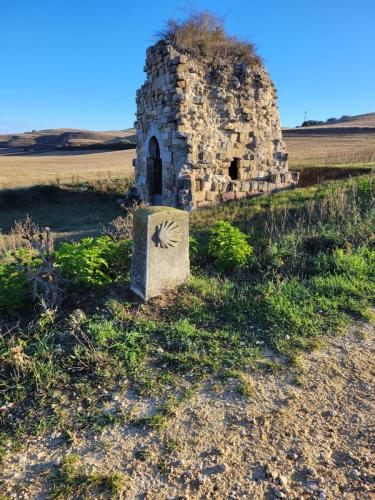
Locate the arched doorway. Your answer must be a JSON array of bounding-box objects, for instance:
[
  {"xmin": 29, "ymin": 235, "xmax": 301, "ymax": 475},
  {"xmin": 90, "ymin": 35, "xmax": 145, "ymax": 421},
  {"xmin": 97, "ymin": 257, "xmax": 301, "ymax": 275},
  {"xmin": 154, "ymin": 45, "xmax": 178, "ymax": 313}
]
[{"xmin": 147, "ymin": 136, "xmax": 162, "ymax": 205}]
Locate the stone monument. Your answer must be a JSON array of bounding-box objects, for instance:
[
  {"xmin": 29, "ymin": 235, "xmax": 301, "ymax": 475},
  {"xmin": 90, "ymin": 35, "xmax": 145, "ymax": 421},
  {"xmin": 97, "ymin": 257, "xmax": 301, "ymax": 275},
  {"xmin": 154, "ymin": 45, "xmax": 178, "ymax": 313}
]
[
  {"xmin": 131, "ymin": 206, "xmax": 190, "ymax": 301},
  {"xmin": 134, "ymin": 32, "xmax": 299, "ymax": 210}
]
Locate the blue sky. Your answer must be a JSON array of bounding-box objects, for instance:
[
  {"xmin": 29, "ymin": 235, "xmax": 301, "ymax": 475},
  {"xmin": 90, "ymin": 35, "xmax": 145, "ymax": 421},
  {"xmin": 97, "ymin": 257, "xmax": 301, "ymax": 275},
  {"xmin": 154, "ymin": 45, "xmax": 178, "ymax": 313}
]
[{"xmin": 1, "ymin": 0, "xmax": 374, "ymax": 133}]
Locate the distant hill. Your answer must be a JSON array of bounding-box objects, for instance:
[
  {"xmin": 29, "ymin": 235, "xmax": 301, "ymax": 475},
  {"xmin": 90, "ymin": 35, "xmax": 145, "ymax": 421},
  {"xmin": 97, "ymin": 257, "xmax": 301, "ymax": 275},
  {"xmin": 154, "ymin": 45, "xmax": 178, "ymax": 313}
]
[
  {"xmin": 296, "ymin": 112, "xmax": 375, "ymax": 130},
  {"xmin": 283, "ymin": 112, "xmax": 375, "ymax": 167},
  {"xmin": 0, "ymin": 128, "xmax": 136, "ymax": 152},
  {"xmin": 1, "ymin": 112, "xmax": 374, "ymax": 167}
]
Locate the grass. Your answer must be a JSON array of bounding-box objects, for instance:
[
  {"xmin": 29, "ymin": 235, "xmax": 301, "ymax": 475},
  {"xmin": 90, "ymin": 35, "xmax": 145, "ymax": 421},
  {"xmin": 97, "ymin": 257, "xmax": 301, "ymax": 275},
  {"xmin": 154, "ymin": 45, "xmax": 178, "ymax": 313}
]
[
  {"xmin": 51, "ymin": 454, "xmax": 127, "ymax": 498},
  {"xmin": 0, "ymin": 173, "xmax": 374, "ymax": 478}
]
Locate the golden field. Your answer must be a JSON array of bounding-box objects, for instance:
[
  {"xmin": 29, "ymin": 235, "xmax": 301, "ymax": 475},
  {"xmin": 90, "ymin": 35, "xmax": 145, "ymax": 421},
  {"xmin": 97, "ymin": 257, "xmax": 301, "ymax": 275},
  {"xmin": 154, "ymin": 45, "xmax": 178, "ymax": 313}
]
[
  {"xmin": 0, "ymin": 149, "xmax": 135, "ymax": 189},
  {"xmin": 283, "ymin": 112, "xmax": 375, "ymax": 168},
  {"xmin": 1, "ymin": 113, "xmax": 374, "ymax": 191}
]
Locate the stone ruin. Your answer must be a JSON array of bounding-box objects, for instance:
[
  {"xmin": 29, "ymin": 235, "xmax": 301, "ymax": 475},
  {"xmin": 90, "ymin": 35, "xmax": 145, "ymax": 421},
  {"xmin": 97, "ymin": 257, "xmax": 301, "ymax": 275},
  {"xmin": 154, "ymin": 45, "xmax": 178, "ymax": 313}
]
[{"xmin": 134, "ymin": 40, "xmax": 299, "ymax": 210}]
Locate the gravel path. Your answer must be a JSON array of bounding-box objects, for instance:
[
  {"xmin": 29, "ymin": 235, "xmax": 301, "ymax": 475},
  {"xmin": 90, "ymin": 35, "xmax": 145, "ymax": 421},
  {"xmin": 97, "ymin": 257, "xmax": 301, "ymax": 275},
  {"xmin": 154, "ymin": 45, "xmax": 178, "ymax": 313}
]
[{"xmin": 1, "ymin": 321, "xmax": 374, "ymax": 499}]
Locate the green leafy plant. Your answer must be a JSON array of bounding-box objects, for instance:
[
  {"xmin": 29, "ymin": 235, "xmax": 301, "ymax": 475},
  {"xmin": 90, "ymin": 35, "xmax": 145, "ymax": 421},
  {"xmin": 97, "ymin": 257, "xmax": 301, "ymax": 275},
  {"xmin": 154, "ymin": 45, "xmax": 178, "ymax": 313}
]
[
  {"xmin": 208, "ymin": 220, "xmax": 253, "ymax": 271},
  {"xmin": 55, "ymin": 236, "xmax": 131, "ymax": 286},
  {"xmin": 0, "ymin": 259, "xmax": 30, "ymax": 315},
  {"xmin": 189, "ymin": 235, "xmax": 199, "ymax": 259},
  {"xmin": 55, "ymin": 237, "xmax": 111, "ymax": 285}
]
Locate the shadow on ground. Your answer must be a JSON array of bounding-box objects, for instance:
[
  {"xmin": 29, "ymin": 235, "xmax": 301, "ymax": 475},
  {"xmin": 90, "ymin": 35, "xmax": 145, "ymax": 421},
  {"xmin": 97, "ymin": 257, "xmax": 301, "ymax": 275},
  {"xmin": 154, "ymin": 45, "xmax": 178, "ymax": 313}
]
[{"xmin": 0, "ymin": 183, "xmax": 128, "ymax": 237}]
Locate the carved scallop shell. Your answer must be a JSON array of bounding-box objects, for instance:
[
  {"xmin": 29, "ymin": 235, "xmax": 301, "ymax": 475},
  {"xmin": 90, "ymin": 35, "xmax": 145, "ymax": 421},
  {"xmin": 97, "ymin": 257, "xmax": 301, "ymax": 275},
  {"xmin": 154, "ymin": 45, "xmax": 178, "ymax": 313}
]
[{"xmin": 155, "ymin": 220, "xmax": 181, "ymax": 248}]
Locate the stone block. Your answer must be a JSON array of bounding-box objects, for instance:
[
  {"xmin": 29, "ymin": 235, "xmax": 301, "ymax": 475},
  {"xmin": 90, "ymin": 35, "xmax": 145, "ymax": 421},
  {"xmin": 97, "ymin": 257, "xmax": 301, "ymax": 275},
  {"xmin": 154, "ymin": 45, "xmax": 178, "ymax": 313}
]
[
  {"xmin": 131, "ymin": 207, "xmax": 190, "ymax": 301},
  {"xmin": 205, "ymin": 191, "xmax": 218, "ymax": 202},
  {"xmin": 221, "ymin": 191, "xmax": 235, "ymax": 202},
  {"xmin": 235, "ymin": 191, "xmax": 247, "ymax": 200},
  {"xmin": 269, "ymin": 173, "xmax": 281, "ymax": 184},
  {"xmin": 193, "ymin": 191, "xmax": 206, "ymax": 203},
  {"xmin": 231, "ymin": 180, "xmax": 241, "ymax": 192},
  {"xmin": 196, "ymin": 200, "xmax": 212, "ymax": 208}
]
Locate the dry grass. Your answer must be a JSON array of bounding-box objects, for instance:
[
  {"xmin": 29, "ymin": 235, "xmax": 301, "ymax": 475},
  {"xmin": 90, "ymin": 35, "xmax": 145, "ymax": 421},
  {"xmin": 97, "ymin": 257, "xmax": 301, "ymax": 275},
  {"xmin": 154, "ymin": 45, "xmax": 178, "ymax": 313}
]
[
  {"xmin": 158, "ymin": 10, "xmax": 261, "ymax": 66},
  {"xmin": 0, "ymin": 149, "xmax": 136, "ymax": 189}
]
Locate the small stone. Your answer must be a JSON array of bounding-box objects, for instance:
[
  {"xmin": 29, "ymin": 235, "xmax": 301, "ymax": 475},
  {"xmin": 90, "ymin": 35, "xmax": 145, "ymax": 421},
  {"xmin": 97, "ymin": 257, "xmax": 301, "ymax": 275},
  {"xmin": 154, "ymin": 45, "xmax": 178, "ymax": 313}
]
[
  {"xmin": 348, "ymin": 468, "xmax": 360, "ymax": 479},
  {"xmin": 305, "ymin": 480, "xmax": 319, "ymax": 491},
  {"xmin": 171, "ymin": 459, "xmax": 184, "ymax": 468},
  {"xmin": 203, "ymin": 463, "xmax": 227, "ymax": 475},
  {"xmin": 182, "ymin": 470, "xmax": 194, "ymax": 480},
  {"xmin": 197, "ymin": 474, "xmax": 206, "ymax": 485},
  {"xmin": 318, "ymin": 492, "xmax": 327, "ymax": 499},
  {"xmin": 70, "ymin": 309, "xmax": 86, "ymax": 323},
  {"xmin": 252, "ymin": 467, "xmax": 266, "ymax": 481},
  {"xmin": 272, "ymin": 488, "xmax": 285, "ymax": 498},
  {"xmin": 269, "ymin": 469, "xmax": 278, "ymax": 481},
  {"xmin": 306, "ymin": 466, "xmax": 317, "ymax": 476},
  {"xmin": 322, "ymin": 410, "xmax": 336, "ymax": 418},
  {"xmin": 277, "ymin": 475, "xmax": 288, "ymax": 486}
]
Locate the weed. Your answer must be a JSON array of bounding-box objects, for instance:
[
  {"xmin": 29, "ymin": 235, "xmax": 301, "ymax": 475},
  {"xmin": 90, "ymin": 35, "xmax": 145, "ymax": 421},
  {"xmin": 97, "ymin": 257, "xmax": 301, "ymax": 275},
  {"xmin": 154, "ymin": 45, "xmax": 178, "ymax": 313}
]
[
  {"xmin": 134, "ymin": 447, "xmax": 151, "ymax": 461},
  {"xmin": 158, "ymin": 10, "xmax": 261, "ymax": 66},
  {"xmin": 156, "ymin": 459, "xmax": 170, "ymax": 475},
  {"xmin": 236, "ymin": 376, "xmax": 255, "ymax": 398},
  {"xmin": 51, "ymin": 454, "xmax": 126, "ymax": 498},
  {"xmin": 208, "ymin": 220, "xmax": 253, "ymax": 272},
  {"xmin": 104, "ymin": 200, "xmax": 140, "ymax": 241}
]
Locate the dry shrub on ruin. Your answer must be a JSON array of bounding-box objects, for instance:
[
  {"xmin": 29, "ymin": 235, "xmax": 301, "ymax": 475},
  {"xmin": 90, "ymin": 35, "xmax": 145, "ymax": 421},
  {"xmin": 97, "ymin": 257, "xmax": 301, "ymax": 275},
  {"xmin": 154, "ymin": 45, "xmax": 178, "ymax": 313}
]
[{"xmin": 158, "ymin": 11, "xmax": 261, "ymax": 66}]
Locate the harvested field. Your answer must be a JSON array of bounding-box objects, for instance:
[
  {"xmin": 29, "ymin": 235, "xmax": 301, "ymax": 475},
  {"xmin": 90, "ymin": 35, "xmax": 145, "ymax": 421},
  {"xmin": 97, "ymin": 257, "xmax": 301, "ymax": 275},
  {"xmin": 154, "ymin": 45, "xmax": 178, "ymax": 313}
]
[
  {"xmin": 284, "ymin": 113, "xmax": 375, "ymax": 168},
  {"xmin": 2, "ymin": 113, "xmax": 375, "ymax": 192},
  {"xmin": 0, "ymin": 149, "xmax": 135, "ymax": 189}
]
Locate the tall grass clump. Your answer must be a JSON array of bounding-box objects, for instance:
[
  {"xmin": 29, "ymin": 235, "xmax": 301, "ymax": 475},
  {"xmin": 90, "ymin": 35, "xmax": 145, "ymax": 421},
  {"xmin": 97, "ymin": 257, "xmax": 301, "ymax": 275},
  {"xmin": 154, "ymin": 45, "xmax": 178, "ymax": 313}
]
[{"xmin": 158, "ymin": 10, "xmax": 261, "ymax": 66}]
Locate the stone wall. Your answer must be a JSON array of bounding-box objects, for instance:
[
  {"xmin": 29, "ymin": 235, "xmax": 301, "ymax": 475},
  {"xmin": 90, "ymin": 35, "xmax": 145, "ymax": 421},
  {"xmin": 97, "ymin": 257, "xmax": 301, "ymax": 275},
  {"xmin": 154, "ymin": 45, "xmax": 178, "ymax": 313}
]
[{"xmin": 135, "ymin": 41, "xmax": 299, "ymax": 209}]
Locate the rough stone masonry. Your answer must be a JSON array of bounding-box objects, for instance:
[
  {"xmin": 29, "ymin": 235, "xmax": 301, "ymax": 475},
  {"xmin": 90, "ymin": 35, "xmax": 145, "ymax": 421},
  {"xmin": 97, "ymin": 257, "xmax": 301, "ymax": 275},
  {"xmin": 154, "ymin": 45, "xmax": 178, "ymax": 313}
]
[{"xmin": 134, "ymin": 40, "xmax": 299, "ymax": 210}]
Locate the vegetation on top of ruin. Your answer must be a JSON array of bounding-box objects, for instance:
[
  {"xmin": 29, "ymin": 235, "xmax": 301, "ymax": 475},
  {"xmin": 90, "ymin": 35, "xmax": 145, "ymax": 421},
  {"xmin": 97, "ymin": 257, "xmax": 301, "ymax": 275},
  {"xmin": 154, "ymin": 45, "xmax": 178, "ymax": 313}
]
[{"xmin": 157, "ymin": 11, "xmax": 262, "ymax": 67}]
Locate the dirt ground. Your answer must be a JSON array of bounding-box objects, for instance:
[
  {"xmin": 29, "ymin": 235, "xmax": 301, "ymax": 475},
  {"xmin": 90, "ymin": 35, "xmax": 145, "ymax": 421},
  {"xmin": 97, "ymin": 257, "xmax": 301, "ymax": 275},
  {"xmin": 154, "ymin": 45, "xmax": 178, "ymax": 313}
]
[{"xmin": 1, "ymin": 320, "xmax": 374, "ymax": 499}]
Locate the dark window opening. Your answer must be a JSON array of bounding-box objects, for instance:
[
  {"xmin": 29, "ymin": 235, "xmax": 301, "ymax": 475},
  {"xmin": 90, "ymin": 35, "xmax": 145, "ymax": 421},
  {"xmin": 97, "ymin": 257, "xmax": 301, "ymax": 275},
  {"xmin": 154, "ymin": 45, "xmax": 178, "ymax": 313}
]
[{"xmin": 229, "ymin": 158, "xmax": 240, "ymax": 180}]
